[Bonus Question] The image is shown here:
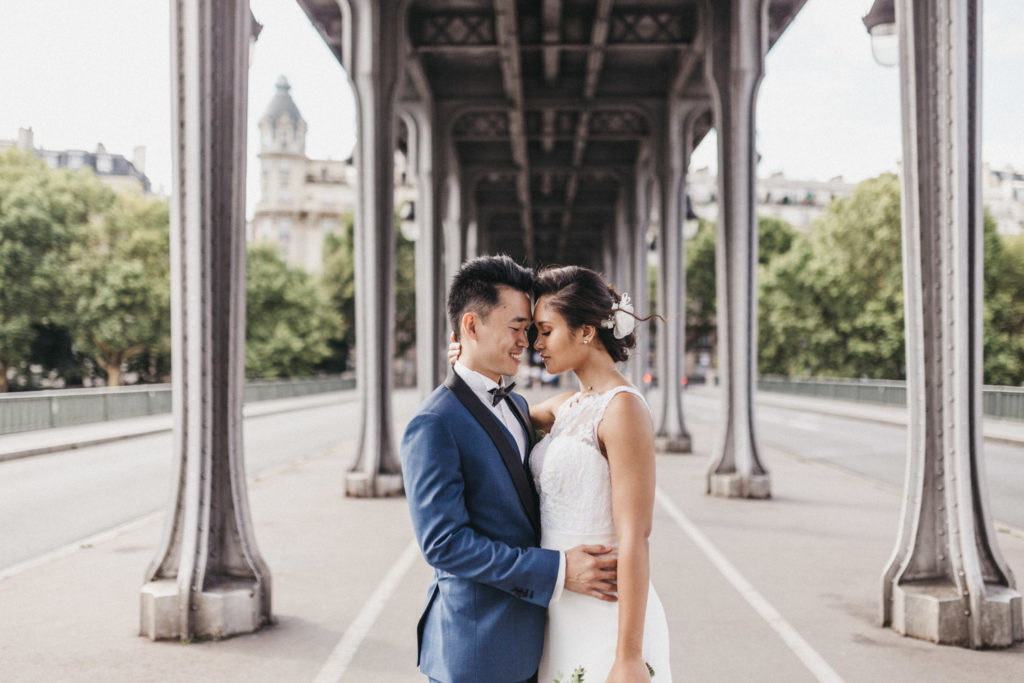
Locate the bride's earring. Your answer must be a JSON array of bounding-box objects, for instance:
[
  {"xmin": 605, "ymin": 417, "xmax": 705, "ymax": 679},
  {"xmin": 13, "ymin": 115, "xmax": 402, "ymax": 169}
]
[{"xmin": 583, "ymin": 339, "xmax": 590, "ymax": 345}]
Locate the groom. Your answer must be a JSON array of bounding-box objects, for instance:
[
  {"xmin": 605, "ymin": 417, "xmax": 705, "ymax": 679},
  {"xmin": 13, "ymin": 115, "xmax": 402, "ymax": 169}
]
[{"xmin": 401, "ymin": 255, "xmax": 617, "ymax": 683}]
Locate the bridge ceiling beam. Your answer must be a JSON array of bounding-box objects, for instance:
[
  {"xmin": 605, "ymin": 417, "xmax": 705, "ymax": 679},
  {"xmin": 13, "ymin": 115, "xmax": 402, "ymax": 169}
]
[
  {"xmin": 556, "ymin": 0, "xmax": 613, "ymax": 262},
  {"xmin": 493, "ymin": 0, "xmax": 536, "ymax": 263},
  {"xmin": 298, "ymin": 0, "xmax": 809, "ymax": 266}
]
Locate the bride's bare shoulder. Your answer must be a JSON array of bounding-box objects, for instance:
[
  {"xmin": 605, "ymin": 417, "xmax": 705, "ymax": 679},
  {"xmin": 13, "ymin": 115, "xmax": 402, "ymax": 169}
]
[{"xmin": 600, "ymin": 388, "xmax": 653, "ymax": 436}]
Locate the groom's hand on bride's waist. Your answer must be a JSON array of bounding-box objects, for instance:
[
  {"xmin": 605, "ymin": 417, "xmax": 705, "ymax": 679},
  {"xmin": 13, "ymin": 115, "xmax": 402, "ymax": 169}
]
[{"xmin": 564, "ymin": 544, "xmax": 618, "ymax": 602}]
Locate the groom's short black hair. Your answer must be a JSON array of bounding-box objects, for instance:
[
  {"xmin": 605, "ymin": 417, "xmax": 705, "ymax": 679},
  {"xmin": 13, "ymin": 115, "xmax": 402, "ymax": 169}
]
[{"xmin": 448, "ymin": 255, "xmax": 534, "ymax": 341}]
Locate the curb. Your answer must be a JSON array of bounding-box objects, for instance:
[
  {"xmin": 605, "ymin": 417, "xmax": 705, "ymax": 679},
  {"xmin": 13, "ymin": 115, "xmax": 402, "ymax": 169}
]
[{"xmin": 0, "ymin": 391, "xmax": 358, "ymax": 464}]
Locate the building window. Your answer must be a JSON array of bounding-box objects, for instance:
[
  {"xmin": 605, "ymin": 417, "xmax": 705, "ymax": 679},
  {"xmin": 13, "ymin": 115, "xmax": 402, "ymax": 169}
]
[{"xmin": 277, "ymin": 217, "xmax": 292, "ymax": 246}]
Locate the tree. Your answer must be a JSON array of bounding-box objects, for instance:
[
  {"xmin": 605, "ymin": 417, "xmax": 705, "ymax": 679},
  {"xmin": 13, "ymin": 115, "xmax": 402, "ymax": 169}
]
[
  {"xmin": 759, "ymin": 174, "xmax": 905, "ymax": 378},
  {"xmin": 65, "ymin": 192, "xmax": 171, "ymax": 386},
  {"xmin": 983, "ymin": 223, "xmax": 1024, "ymax": 386},
  {"xmin": 685, "ymin": 214, "xmax": 798, "ymax": 363},
  {"xmin": 757, "ymin": 215, "xmax": 797, "ymax": 265},
  {"xmin": 0, "ymin": 149, "xmax": 112, "ymax": 390},
  {"xmin": 246, "ymin": 243, "xmax": 340, "ymax": 378},
  {"xmin": 685, "ymin": 218, "xmax": 717, "ymax": 354},
  {"xmin": 320, "ymin": 210, "xmax": 418, "ymax": 373},
  {"xmin": 320, "ymin": 214, "xmax": 356, "ymax": 371},
  {"xmin": 394, "ymin": 223, "xmax": 417, "ymax": 359}
]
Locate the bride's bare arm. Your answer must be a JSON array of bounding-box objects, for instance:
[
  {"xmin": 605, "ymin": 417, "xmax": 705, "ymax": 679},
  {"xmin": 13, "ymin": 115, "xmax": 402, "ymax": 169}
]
[
  {"xmin": 599, "ymin": 393, "xmax": 655, "ymax": 682},
  {"xmin": 529, "ymin": 391, "xmax": 574, "ymax": 432}
]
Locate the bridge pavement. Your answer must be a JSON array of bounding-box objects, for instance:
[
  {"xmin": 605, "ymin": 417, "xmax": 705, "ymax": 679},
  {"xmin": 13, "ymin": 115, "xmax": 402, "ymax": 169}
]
[{"xmin": 1, "ymin": 388, "xmax": 1023, "ymax": 681}]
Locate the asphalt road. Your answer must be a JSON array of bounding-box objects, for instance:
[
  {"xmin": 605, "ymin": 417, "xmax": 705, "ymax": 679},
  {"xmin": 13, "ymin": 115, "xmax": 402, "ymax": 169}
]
[
  {"xmin": 4, "ymin": 385, "xmax": 1023, "ymax": 574},
  {"xmin": 0, "ymin": 401, "xmax": 361, "ymax": 570},
  {"xmin": 679, "ymin": 389, "xmax": 1024, "ymax": 531}
]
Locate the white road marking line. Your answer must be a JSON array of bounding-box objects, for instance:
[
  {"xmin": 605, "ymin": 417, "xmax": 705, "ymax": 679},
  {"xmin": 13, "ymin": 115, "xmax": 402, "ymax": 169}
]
[
  {"xmin": 0, "ymin": 511, "xmax": 162, "ymax": 582},
  {"xmin": 0, "ymin": 448, "xmax": 339, "ymax": 581},
  {"xmin": 655, "ymin": 487, "xmax": 845, "ymax": 683},
  {"xmin": 313, "ymin": 538, "xmax": 421, "ymax": 683}
]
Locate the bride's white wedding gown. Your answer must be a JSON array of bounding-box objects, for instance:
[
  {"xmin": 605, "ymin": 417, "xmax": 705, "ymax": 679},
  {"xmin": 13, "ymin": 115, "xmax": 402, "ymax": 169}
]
[{"xmin": 531, "ymin": 386, "xmax": 672, "ymax": 682}]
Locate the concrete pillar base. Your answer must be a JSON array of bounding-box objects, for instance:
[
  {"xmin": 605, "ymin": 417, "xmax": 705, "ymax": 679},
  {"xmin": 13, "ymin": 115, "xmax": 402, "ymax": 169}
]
[
  {"xmin": 655, "ymin": 434, "xmax": 693, "ymax": 454},
  {"xmin": 708, "ymin": 472, "xmax": 770, "ymax": 499},
  {"xmin": 345, "ymin": 472, "xmax": 404, "ymax": 498},
  {"xmin": 889, "ymin": 581, "xmax": 1023, "ymax": 648},
  {"xmin": 140, "ymin": 579, "xmax": 268, "ymax": 641}
]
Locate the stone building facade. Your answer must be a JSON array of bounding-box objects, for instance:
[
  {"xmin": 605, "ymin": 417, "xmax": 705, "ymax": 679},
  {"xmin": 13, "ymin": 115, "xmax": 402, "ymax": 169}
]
[
  {"xmin": 687, "ymin": 166, "xmax": 856, "ymax": 232},
  {"xmin": 1, "ymin": 126, "xmax": 151, "ymax": 194},
  {"xmin": 249, "ymin": 76, "xmax": 358, "ymax": 273}
]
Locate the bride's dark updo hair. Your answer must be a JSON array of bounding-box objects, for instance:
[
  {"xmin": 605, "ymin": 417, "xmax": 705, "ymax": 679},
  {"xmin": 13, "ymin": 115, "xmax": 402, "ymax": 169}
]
[{"xmin": 533, "ymin": 265, "xmax": 652, "ymax": 363}]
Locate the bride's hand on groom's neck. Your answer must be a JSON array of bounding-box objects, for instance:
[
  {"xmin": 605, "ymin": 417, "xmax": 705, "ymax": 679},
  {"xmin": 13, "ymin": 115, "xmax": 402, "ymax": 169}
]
[{"xmin": 564, "ymin": 544, "xmax": 618, "ymax": 602}]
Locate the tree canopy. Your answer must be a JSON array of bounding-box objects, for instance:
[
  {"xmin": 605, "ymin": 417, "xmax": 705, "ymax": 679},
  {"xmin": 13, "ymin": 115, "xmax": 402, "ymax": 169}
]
[
  {"xmin": 245, "ymin": 243, "xmax": 340, "ymax": 378},
  {"xmin": 0, "ymin": 149, "xmax": 112, "ymax": 389},
  {"xmin": 65, "ymin": 192, "xmax": 171, "ymax": 386}
]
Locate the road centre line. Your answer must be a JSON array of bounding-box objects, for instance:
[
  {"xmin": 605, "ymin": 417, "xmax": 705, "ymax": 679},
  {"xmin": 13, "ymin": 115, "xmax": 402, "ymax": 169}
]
[
  {"xmin": 0, "ymin": 510, "xmax": 162, "ymax": 582},
  {"xmin": 0, "ymin": 446, "xmax": 338, "ymax": 581},
  {"xmin": 654, "ymin": 487, "xmax": 845, "ymax": 683},
  {"xmin": 313, "ymin": 538, "xmax": 421, "ymax": 683}
]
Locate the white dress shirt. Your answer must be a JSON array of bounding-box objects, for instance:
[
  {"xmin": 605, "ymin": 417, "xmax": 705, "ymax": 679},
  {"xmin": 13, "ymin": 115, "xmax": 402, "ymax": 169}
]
[
  {"xmin": 452, "ymin": 361, "xmax": 566, "ymax": 602},
  {"xmin": 453, "ymin": 361, "xmax": 527, "ymax": 460}
]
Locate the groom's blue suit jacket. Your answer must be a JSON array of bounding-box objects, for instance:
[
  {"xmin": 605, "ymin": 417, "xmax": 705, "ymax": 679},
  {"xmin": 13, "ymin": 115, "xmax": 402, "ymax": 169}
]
[{"xmin": 401, "ymin": 372, "xmax": 560, "ymax": 683}]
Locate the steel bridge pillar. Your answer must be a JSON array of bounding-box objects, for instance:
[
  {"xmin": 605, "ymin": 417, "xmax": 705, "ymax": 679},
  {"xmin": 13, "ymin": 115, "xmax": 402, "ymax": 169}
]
[
  {"xmin": 655, "ymin": 101, "xmax": 703, "ymax": 454},
  {"xmin": 881, "ymin": 0, "xmax": 1023, "ymax": 648},
  {"xmin": 704, "ymin": 0, "xmax": 770, "ymax": 498},
  {"xmin": 630, "ymin": 150, "xmax": 654, "ymax": 394},
  {"xmin": 614, "ymin": 184, "xmax": 633, "ymax": 301},
  {"xmin": 400, "ymin": 104, "xmax": 444, "ymax": 398},
  {"xmin": 140, "ymin": 0, "xmax": 271, "ymax": 641},
  {"xmin": 341, "ymin": 0, "xmax": 406, "ymax": 498},
  {"xmin": 438, "ymin": 128, "xmax": 464, "ymax": 293}
]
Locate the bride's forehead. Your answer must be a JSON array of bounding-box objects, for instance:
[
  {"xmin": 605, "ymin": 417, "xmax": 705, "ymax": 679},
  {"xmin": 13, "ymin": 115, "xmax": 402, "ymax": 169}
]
[{"xmin": 533, "ymin": 298, "xmax": 565, "ymax": 325}]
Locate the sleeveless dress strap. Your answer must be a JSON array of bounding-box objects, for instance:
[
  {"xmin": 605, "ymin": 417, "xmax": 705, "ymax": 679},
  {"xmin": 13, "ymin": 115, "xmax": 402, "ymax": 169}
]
[{"xmin": 592, "ymin": 385, "xmax": 648, "ymax": 445}]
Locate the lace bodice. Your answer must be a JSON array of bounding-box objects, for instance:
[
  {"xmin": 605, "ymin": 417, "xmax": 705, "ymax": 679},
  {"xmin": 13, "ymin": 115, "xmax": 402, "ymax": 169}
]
[{"xmin": 530, "ymin": 385, "xmax": 647, "ymax": 538}]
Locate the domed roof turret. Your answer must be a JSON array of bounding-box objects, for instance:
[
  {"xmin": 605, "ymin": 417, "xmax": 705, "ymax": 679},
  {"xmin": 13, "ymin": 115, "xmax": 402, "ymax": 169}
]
[{"xmin": 261, "ymin": 76, "xmax": 305, "ymax": 126}]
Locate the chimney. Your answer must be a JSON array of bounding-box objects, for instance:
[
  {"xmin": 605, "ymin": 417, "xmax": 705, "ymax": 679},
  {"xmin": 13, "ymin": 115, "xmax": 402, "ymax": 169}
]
[
  {"xmin": 133, "ymin": 145, "xmax": 146, "ymax": 174},
  {"xmin": 17, "ymin": 127, "xmax": 34, "ymax": 151}
]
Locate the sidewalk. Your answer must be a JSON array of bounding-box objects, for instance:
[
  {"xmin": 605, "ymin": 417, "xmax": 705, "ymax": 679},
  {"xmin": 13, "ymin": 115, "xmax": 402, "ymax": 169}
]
[
  {"xmin": 0, "ymin": 390, "xmax": 359, "ymax": 462},
  {"xmin": 1, "ymin": 389, "xmax": 1023, "ymax": 681}
]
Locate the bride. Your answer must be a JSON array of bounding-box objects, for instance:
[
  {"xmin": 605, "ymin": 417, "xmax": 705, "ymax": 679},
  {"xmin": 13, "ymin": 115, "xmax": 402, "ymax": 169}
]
[{"xmin": 453, "ymin": 265, "xmax": 672, "ymax": 682}]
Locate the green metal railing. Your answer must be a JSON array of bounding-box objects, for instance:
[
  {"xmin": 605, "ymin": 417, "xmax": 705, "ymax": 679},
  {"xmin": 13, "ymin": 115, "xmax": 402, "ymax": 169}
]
[
  {"xmin": 0, "ymin": 375, "xmax": 355, "ymax": 436},
  {"xmin": 757, "ymin": 376, "xmax": 1024, "ymax": 422}
]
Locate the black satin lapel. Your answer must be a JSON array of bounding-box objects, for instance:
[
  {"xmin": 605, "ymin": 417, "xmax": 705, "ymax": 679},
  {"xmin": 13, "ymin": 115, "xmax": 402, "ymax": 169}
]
[
  {"xmin": 505, "ymin": 395, "xmax": 535, "ymax": 450},
  {"xmin": 444, "ymin": 372, "xmax": 542, "ymax": 536}
]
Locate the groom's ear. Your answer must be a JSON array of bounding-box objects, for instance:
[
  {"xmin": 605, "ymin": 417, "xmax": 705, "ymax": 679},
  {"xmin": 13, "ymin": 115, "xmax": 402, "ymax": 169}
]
[{"xmin": 460, "ymin": 311, "xmax": 479, "ymax": 341}]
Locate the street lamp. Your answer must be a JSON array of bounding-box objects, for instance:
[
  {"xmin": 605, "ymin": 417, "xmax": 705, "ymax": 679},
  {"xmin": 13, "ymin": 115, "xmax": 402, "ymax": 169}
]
[{"xmin": 862, "ymin": 0, "xmax": 897, "ymax": 67}]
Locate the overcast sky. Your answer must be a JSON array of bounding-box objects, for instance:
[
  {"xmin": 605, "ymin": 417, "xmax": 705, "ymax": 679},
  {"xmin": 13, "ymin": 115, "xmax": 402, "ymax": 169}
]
[{"xmin": 1, "ymin": 1, "xmax": 1021, "ymax": 218}]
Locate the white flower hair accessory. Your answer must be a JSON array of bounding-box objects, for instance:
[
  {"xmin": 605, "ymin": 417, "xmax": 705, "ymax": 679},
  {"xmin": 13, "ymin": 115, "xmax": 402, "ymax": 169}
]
[{"xmin": 601, "ymin": 292, "xmax": 636, "ymax": 339}]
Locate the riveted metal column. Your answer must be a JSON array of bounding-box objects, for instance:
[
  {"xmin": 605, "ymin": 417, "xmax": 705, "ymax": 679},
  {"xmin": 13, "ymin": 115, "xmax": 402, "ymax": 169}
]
[
  {"xmin": 602, "ymin": 220, "xmax": 615, "ymax": 284},
  {"xmin": 402, "ymin": 105, "xmax": 443, "ymax": 397},
  {"xmin": 140, "ymin": 0, "xmax": 271, "ymax": 641},
  {"xmin": 614, "ymin": 184, "xmax": 632, "ymax": 298},
  {"xmin": 704, "ymin": 0, "xmax": 770, "ymax": 498},
  {"xmin": 882, "ymin": 0, "xmax": 1022, "ymax": 648},
  {"xmin": 344, "ymin": 0, "xmax": 405, "ymax": 497},
  {"xmin": 463, "ymin": 188, "xmax": 480, "ymax": 260},
  {"xmin": 440, "ymin": 136, "xmax": 464, "ymax": 291},
  {"xmin": 630, "ymin": 152, "xmax": 653, "ymax": 393},
  {"xmin": 655, "ymin": 101, "xmax": 700, "ymax": 454}
]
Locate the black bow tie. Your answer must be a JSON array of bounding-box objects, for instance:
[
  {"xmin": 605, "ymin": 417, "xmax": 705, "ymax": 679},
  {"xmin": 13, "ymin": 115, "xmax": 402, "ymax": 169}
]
[{"xmin": 488, "ymin": 382, "xmax": 516, "ymax": 406}]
